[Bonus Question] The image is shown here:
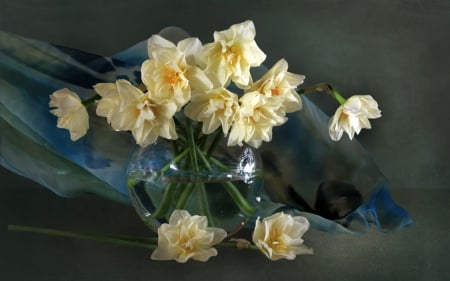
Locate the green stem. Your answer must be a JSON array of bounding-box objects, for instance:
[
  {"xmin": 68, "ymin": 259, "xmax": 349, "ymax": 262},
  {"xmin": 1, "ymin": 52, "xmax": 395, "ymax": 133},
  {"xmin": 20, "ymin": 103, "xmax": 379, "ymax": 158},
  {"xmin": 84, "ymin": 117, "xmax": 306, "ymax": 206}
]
[
  {"xmin": 195, "ymin": 145, "xmax": 213, "ymax": 171},
  {"xmin": 202, "ymin": 152, "xmax": 256, "ymax": 217},
  {"xmin": 329, "ymin": 86, "xmax": 347, "ymax": 105},
  {"xmin": 151, "ymin": 183, "xmax": 177, "ymax": 219},
  {"xmin": 186, "ymin": 119, "xmax": 199, "ymax": 171},
  {"xmin": 127, "ymin": 178, "xmax": 139, "ymax": 189},
  {"xmin": 174, "ymin": 183, "xmax": 194, "ymax": 209},
  {"xmin": 193, "ymin": 120, "xmax": 203, "ymax": 139},
  {"xmin": 297, "ymin": 83, "xmax": 347, "ymax": 105},
  {"xmin": 208, "ymin": 155, "xmax": 229, "ymax": 170},
  {"xmin": 176, "ymin": 134, "xmax": 187, "ymax": 144},
  {"xmin": 217, "ymin": 241, "xmax": 259, "ymax": 250},
  {"xmin": 222, "ymin": 181, "xmax": 255, "ymax": 217},
  {"xmin": 8, "ymin": 225, "xmax": 261, "ymax": 251},
  {"xmin": 206, "ymin": 130, "xmax": 224, "ymax": 157},
  {"xmin": 8, "ymin": 225, "xmax": 156, "ymax": 249},
  {"xmin": 198, "ymin": 183, "xmax": 215, "ymax": 226},
  {"xmin": 159, "ymin": 148, "xmax": 190, "ymax": 175},
  {"xmin": 198, "ymin": 134, "xmax": 209, "ymax": 150},
  {"xmin": 186, "ymin": 119, "xmax": 214, "ymax": 224},
  {"xmin": 82, "ymin": 94, "xmax": 101, "ymax": 106}
]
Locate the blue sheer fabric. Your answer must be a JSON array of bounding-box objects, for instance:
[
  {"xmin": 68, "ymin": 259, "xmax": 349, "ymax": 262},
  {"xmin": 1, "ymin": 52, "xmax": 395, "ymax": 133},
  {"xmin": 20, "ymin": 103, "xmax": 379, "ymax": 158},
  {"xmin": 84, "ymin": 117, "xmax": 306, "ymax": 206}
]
[{"xmin": 0, "ymin": 29, "xmax": 412, "ymax": 234}]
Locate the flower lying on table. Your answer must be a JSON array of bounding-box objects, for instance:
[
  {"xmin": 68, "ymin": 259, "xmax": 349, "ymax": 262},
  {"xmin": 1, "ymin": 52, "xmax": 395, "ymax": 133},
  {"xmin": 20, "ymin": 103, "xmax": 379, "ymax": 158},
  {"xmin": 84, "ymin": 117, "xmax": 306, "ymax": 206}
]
[
  {"xmin": 9, "ymin": 210, "xmax": 312, "ymax": 262},
  {"xmin": 151, "ymin": 210, "xmax": 228, "ymax": 262},
  {"xmin": 11, "ymin": 20, "xmax": 382, "ymax": 262},
  {"xmin": 253, "ymin": 212, "xmax": 312, "ymax": 260},
  {"xmin": 151, "ymin": 210, "xmax": 313, "ymax": 262}
]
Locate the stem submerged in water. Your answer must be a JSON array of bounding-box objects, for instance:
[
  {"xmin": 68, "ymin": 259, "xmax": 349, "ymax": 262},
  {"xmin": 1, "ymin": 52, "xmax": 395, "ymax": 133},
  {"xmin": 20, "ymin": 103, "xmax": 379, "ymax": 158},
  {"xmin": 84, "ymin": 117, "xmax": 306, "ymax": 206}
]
[
  {"xmin": 130, "ymin": 119, "xmax": 257, "ymax": 227},
  {"xmin": 151, "ymin": 183, "xmax": 177, "ymax": 219},
  {"xmin": 222, "ymin": 181, "xmax": 255, "ymax": 217}
]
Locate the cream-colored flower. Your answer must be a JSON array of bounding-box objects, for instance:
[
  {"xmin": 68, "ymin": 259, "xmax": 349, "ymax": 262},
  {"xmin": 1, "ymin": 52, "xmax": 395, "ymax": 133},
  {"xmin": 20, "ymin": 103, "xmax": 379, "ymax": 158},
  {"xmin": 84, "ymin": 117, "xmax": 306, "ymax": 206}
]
[
  {"xmin": 142, "ymin": 35, "xmax": 212, "ymax": 110},
  {"xmin": 151, "ymin": 210, "xmax": 227, "ymax": 263},
  {"xmin": 329, "ymin": 95, "xmax": 382, "ymax": 141},
  {"xmin": 252, "ymin": 212, "xmax": 313, "ymax": 261},
  {"xmin": 94, "ymin": 80, "xmax": 133, "ymax": 131},
  {"xmin": 184, "ymin": 87, "xmax": 239, "ymax": 135},
  {"xmin": 94, "ymin": 79, "xmax": 178, "ymax": 147},
  {"xmin": 250, "ymin": 59, "xmax": 305, "ymax": 113},
  {"xmin": 147, "ymin": 34, "xmax": 201, "ymax": 66},
  {"xmin": 198, "ymin": 20, "xmax": 266, "ymax": 87},
  {"xmin": 49, "ymin": 88, "xmax": 89, "ymax": 141},
  {"xmin": 228, "ymin": 91, "xmax": 286, "ymax": 148},
  {"xmin": 93, "ymin": 82, "xmax": 121, "ymax": 124}
]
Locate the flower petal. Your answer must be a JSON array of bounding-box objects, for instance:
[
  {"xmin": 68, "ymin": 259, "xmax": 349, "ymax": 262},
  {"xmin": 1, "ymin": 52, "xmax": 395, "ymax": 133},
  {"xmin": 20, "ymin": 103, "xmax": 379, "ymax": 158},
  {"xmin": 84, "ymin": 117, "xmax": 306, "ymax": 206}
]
[
  {"xmin": 152, "ymin": 210, "xmax": 227, "ymax": 263},
  {"xmin": 329, "ymin": 95, "xmax": 381, "ymax": 141},
  {"xmin": 49, "ymin": 88, "xmax": 89, "ymax": 141},
  {"xmin": 252, "ymin": 212, "xmax": 312, "ymax": 261}
]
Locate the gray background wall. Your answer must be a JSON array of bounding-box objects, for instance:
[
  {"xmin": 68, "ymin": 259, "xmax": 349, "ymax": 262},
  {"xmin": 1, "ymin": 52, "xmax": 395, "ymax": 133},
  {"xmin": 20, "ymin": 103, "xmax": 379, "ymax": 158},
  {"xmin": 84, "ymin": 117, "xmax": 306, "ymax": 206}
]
[{"xmin": 1, "ymin": 0, "xmax": 449, "ymax": 280}]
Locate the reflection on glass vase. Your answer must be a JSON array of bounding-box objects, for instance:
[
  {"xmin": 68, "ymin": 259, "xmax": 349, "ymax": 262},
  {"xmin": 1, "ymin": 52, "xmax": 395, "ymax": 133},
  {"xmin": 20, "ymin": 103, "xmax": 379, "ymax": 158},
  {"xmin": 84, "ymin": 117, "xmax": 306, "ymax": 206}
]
[{"xmin": 127, "ymin": 136, "xmax": 262, "ymax": 235}]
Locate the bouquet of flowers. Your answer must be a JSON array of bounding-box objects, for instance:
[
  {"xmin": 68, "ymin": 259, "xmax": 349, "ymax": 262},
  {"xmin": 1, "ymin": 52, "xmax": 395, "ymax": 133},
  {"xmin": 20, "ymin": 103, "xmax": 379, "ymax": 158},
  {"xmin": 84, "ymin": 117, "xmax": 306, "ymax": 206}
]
[
  {"xmin": 49, "ymin": 20, "xmax": 380, "ymax": 148},
  {"xmin": 2, "ymin": 20, "xmax": 410, "ymax": 263}
]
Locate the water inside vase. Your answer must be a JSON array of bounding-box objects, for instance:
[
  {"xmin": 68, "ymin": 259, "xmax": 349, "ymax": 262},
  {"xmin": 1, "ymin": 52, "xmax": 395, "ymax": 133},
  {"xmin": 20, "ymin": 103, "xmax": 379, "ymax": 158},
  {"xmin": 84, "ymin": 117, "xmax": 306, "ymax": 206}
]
[{"xmin": 127, "ymin": 140, "xmax": 262, "ymax": 234}]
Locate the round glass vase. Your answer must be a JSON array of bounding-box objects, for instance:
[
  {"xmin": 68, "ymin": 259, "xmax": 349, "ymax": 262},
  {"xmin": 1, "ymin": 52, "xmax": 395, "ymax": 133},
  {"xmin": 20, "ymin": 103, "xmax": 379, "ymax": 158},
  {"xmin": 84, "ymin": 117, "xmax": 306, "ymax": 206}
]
[{"xmin": 127, "ymin": 137, "xmax": 262, "ymax": 235}]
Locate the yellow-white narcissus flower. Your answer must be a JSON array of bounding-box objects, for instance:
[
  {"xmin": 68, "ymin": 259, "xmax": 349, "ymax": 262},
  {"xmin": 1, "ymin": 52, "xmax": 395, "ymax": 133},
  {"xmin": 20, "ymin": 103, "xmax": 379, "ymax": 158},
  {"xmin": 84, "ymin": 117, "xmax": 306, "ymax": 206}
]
[
  {"xmin": 184, "ymin": 87, "xmax": 239, "ymax": 135},
  {"xmin": 147, "ymin": 34, "xmax": 201, "ymax": 66},
  {"xmin": 94, "ymin": 79, "xmax": 178, "ymax": 147},
  {"xmin": 141, "ymin": 35, "xmax": 212, "ymax": 110},
  {"xmin": 151, "ymin": 210, "xmax": 227, "ymax": 263},
  {"xmin": 227, "ymin": 91, "xmax": 286, "ymax": 148},
  {"xmin": 93, "ymin": 82, "xmax": 122, "ymax": 125},
  {"xmin": 249, "ymin": 59, "xmax": 305, "ymax": 113},
  {"xmin": 328, "ymin": 95, "xmax": 382, "ymax": 141},
  {"xmin": 49, "ymin": 88, "xmax": 89, "ymax": 141},
  {"xmin": 198, "ymin": 20, "xmax": 266, "ymax": 87},
  {"xmin": 252, "ymin": 212, "xmax": 313, "ymax": 261}
]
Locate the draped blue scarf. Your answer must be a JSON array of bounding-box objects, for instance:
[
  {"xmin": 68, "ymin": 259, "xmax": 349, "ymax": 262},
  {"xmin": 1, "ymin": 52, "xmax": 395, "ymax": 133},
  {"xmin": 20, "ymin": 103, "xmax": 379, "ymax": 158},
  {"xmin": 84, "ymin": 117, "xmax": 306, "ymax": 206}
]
[{"xmin": 0, "ymin": 28, "xmax": 412, "ymax": 234}]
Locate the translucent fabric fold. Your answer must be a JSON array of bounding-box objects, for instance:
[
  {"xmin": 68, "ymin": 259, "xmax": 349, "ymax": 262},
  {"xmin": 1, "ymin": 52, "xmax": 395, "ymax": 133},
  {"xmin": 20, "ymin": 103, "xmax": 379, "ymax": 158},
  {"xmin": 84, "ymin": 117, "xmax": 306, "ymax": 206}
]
[{"xmin": 0, "ymin": 29, "xmax": 412, "ymax": 234}]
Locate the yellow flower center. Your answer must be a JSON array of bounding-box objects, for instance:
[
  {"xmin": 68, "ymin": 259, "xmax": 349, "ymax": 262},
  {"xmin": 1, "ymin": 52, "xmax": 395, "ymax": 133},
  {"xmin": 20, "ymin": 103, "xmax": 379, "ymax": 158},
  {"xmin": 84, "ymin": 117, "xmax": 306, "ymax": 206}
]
[
  {"xmin": 271, "ymin": 87, "xmax": 280, "ymax": 96},
  {"xmin": 164, "ymin": 67, "xmax": 183, "ymax": 85},
  {"xmin": 222, "ymin": 45, "xmax": 241, "ymax": 66},
  {"xmin": 177, "ymin": 228, "xmax": 198, "ymax": 255},
  {"xmin": 267, "ymin": 227, "xmax": 287, "ymax": 252}
]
